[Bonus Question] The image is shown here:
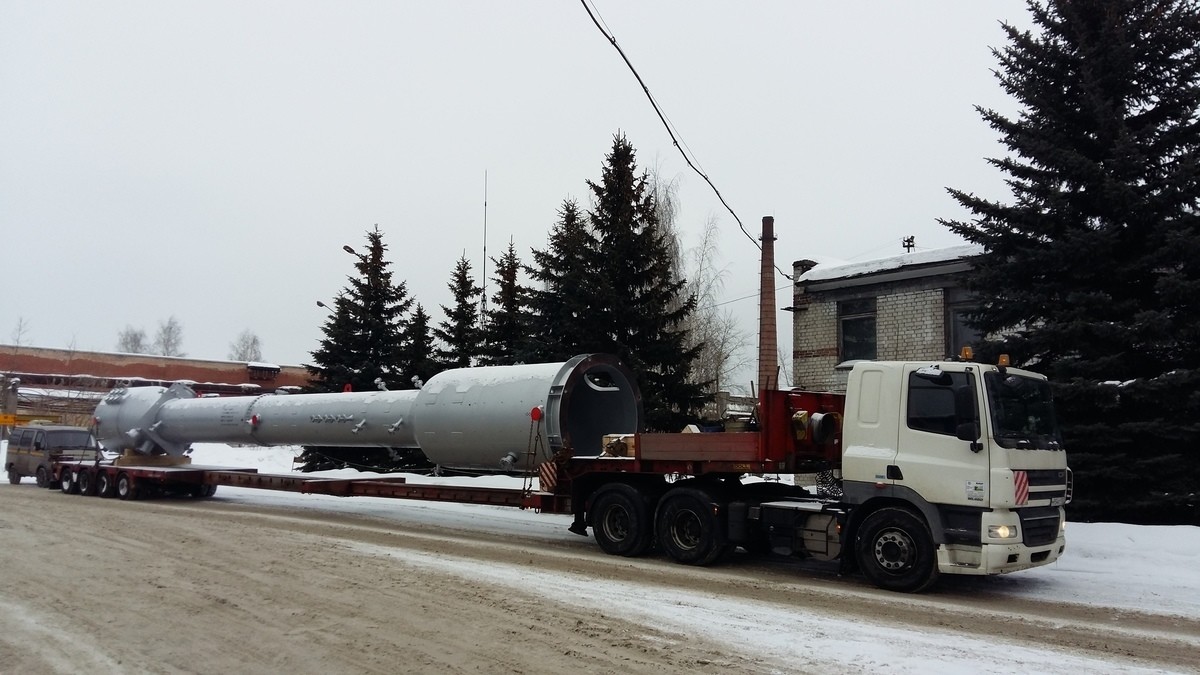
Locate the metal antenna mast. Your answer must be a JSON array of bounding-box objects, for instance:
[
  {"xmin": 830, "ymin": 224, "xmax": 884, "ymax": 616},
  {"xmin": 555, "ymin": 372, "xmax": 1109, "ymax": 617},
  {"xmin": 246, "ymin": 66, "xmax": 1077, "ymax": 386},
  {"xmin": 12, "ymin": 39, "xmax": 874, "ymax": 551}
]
[{"xmin": 480, "ymin": 171, "xmax": 488, "ymax": 322}]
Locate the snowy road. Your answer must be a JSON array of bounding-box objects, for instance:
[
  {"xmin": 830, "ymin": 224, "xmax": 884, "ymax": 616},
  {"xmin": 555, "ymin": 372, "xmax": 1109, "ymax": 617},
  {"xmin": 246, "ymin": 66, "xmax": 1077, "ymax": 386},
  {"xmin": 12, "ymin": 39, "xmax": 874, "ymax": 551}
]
[{"xmin": 1, "ymin": 444, "xmax": 1198, "ymax": 673}]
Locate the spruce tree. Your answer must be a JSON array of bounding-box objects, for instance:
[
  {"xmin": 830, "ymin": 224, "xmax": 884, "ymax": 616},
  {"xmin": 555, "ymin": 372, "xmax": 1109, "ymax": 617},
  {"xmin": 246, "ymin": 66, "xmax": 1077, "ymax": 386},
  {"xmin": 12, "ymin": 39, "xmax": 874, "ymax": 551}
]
[
  {"xmin": 526, "ymin": 199, "xmax": 598, "ymax": 362},
  {"xmin": 302, "ymin": 226, "xmax": 414, "ymax": 472},
  {"xmin": 941, "ymin": 0, "xmax": 1200, "ymax": 524},
  {"xmin": 584, "ymin": 133, "xmax": 705, "ymax": 431},
  {"xmin": 400, "ymin": 303, "xmax": 439, "ymax": 387},
  {"xmin": 307, "ymin": 225, "xmax": 411, "ymax": 393},
  {"xmin": 433, "ymin": 253, "xmax": 483, "ymax": 368},
  {"xmin": 479, "ymin": 240, "xmax": 530, "ymax": 365}
]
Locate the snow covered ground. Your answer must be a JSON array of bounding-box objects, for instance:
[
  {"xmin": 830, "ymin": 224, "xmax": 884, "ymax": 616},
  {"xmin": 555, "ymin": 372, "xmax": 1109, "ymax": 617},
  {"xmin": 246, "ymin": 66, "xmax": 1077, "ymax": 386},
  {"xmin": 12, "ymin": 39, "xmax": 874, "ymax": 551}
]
[
  {"xmin": 187, "ymin": 444, "xmax": 1200, "ymax": 673},
  {"xmin": 4, "ymin": 441, "xmax": 1198, "ymax": 673}
]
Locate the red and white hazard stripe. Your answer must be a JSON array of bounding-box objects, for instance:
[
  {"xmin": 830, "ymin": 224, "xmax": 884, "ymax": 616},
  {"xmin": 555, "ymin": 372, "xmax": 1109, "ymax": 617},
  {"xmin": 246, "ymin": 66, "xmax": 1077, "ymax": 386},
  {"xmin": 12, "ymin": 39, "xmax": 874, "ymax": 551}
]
[
  {"xmin": 1014, "ymin": 470, "xmax": 1029, "ymax": 505},
  {"xmin": 538, "ymin": 462, "xmax": 557, "ymax": 493}
]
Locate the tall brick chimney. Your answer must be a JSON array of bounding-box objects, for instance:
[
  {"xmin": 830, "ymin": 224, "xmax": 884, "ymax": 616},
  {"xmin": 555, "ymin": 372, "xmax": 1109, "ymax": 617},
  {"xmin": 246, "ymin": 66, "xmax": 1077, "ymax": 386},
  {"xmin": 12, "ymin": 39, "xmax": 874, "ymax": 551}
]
[{"xmin": 757, "ymin": 216, "xmax": 777, "ymax": 395}]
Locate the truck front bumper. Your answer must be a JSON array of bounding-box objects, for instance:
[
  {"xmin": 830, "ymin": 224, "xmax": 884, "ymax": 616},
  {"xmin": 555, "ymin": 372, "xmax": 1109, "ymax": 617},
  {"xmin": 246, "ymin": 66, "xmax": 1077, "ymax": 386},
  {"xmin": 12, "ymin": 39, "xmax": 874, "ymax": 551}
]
[{"xmin": 937, "ymin": 535, "xmax": 1066, "ymax": 576}]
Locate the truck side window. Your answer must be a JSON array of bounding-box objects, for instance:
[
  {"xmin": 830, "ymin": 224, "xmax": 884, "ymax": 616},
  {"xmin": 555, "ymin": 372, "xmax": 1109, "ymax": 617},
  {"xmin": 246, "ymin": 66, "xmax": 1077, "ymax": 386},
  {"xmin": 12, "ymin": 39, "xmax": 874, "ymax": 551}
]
[
  {"xmin": 907, "ymin": 371, "xmax": 972, "ymax": 436},
  {"xmin": 16, "ymin": 429, "xmax": 34, "ymax": 450}
]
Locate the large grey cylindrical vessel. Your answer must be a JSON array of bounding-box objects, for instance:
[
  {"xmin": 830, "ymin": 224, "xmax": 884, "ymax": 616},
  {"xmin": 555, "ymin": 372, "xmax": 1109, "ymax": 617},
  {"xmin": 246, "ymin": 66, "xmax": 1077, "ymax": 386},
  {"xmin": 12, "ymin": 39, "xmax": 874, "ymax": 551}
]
[
  {"xmin": 94, "ymin": 386, "xmax": 419, "ymax": 455},
  {"xmin": 411, "ymin": 353, "xmax": 641, "ymax": 470},
  {"xmin": 92, "ymin": 354, "xmax": 641, "ymax": 473}
]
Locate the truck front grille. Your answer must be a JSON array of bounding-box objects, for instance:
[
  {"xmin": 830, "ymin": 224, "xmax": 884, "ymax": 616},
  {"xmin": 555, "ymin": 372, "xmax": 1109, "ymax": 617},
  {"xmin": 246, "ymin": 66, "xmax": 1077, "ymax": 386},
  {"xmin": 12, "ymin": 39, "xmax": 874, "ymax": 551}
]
[
  {"xmin": 1018, "ymin": 506, "xmax": 1061, "ymax": 547},
  {"xmin": 1024, "ymin": 469, "xmax": 1068, "ymax": 504}
]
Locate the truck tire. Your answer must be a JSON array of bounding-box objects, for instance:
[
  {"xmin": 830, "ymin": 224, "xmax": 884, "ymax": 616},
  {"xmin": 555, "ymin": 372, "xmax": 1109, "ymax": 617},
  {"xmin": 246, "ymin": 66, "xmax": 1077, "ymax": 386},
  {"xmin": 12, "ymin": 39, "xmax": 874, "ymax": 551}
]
[
  {"xmin": 36, "ymin": 466, "xmax": 51, "ymax": 488},
  {"xmin": 590, "ymin": 484, "xmax": 653, "ymax": 557},
  {"xmin": 77, "ymin": 469, "xmax": 97, "ymax": 496},
  {"xmin": 60, "ymin": 469, "xmax": 79, "ymax": 494},
  {"xmin": 655, "ymin": 487, "xmax": 731, "ymax": 566},
  {"xmin": 116, "ymin": 473, "xmax": 138, "ymax": 501},
  {"xmin": 96, "ymin": 472, "xmax": 116, "ymax": 498},
  {"xmin": 855, "ymin": 507, "xmax": 939, "ymax": 593},
  {"xmin": 6, "ymin": 468, "xmax": 19, "ymax": 485}
]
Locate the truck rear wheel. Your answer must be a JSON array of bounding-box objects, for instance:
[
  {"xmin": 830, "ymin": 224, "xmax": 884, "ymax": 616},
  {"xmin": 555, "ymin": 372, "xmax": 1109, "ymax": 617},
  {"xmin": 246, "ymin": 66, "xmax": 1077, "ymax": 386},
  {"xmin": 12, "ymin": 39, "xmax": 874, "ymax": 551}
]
[
  {"xmin": 6, "ymin": 468, "xmax": 19, "ymax": 485},
  {"xmin": 655, "ymin": 487, "xmax": 730, "ymax": 566},
  {"xmin": 36, "ymin": 466, "xmax": 51, "ymax": 488},
  {"xmin": 96, "ymin": 472, "xmax": 116, "ymax": 498},
  {"xmin": 60, "ymin": 469, "xmax": 79, "ymax": 494},
  {"xmin": 590, "ymin": 484, "xmax": 653, "ymax": 557},
  {"xmin": 116, "ymin": 473, "xmax": 138, "ymax": 501},
  {"xmin": 855, "ymin": 507, "xmax": 939, "ymax": 593}
]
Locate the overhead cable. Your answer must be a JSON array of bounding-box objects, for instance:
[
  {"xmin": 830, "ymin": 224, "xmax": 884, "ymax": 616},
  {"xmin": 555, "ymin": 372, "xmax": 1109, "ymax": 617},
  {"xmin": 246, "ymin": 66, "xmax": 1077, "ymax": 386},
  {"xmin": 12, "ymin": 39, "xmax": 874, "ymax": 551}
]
[{"xmin": 580, "ymin": 0, "xmax": 793, "ymax": 281}]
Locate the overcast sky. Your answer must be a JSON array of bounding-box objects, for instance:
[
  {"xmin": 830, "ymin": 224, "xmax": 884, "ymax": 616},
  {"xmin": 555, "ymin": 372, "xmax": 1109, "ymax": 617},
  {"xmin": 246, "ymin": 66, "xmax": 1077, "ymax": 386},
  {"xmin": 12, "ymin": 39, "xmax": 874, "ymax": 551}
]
[{"xmin": 1, "ymin": 1, "xmax": 1030, "ymax": 390}]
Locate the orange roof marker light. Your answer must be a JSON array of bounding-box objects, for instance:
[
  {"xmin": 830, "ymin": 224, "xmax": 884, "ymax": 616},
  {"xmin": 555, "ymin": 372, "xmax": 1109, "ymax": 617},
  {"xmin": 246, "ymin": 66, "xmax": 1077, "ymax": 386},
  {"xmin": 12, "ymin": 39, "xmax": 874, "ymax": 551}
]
[{"xmin": 959, "ymin": 346, "xmax": 974, "ymax": 361}]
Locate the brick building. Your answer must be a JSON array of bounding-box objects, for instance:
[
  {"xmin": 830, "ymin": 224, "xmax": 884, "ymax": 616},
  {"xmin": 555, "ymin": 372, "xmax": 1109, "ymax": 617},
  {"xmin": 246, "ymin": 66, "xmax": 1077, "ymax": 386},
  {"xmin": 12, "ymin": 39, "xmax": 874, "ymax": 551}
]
[
  {"xmin": 1, "ymin": 345, "xmax": 309, "ymax": 429},
  {"xmin": 791, "ymin": 245, "xmax": 982, "ymax": 391}
]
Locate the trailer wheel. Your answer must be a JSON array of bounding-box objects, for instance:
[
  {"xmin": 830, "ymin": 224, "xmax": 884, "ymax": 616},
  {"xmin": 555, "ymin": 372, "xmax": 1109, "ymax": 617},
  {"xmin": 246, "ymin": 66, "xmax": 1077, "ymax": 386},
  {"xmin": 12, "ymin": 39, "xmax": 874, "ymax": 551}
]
[
  {"xmin": 116, "ymin": 473, "xmax": 138, "ymax": 501},
  {"xmin": 96, "ymin": 472, "xmax": 116, "ymax": 498},
  {"xmin": 60, "ymin": 469, "xmax": 79, "ymax": 494},
  {"xmin": 6, "ymin": 468, "xmax": 19, "ymax": 485},
  {"xmin": 855, "ymin": 507, "xmax": 939, "ymax": 593},
  {"xmin": 36, "ymin": 466, "xmax": 51, "ymax": 488},
  {"xmin": 591, "ymin": 484, "xmax": 653, "ymax": 557},
  {"xmin": 655, "ymin": 487, "xmax": 730, "ymax": 566},
  {"xmin": 190, "ymin": 483, "xmax": 218, "ymax": 499},
  {"xmin": 77, "ymin": 469, "xmax": 96, "ymax": 496}
]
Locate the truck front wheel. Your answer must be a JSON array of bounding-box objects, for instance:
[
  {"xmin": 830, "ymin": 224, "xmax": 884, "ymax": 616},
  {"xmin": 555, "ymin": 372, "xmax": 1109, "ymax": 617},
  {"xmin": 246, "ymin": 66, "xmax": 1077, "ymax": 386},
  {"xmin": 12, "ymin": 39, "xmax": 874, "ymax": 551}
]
[
  {"xmin": 656, "ymin": 487, "xmax": 730, "ymax": 566},
  {"xmin": 591, "ymin": 484, "xmax": 653, "ymax": 557},
  {"xmin": 36, "ymin": 466, "xmax": 51, "ymax": 488},
  {"xmin": 855, "ymin": 507, "xmax": 939, "ymax": 593}
]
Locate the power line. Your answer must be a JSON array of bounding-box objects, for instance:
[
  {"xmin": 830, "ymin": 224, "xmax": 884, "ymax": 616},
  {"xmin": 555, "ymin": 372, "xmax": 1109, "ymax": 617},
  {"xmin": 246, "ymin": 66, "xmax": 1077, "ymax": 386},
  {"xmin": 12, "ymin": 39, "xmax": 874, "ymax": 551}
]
[
  {"xmin": 703, "ymin": 283, "xmax": 793, "ymax": 311},
  {"xmin": 580, "ymin": 0, "xmax": 793, "ymax": 281}
]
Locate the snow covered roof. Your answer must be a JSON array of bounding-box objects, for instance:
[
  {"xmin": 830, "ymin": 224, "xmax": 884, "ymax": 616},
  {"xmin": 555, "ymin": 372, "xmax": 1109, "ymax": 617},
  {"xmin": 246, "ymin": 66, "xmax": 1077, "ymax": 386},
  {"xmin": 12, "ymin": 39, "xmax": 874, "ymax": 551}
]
[{"xmin": 799, "ymin": 244, "xmax": 983, "ymax": 283}]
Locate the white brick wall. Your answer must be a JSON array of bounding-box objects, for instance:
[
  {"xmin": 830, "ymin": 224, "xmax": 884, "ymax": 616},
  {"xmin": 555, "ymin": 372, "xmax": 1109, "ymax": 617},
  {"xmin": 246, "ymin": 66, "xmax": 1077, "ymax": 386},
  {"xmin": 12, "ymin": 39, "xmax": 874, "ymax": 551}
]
[
  {"xmin": 878, "ymin": 290, "xmax": 945, "ymax": 361},
  {"xmin": 792, "ymin": 288, "xmax": 947, "ymax": 391},
  {"xmin": 793, "ymin": 299, "xmax": 840, "ymax": 390}
]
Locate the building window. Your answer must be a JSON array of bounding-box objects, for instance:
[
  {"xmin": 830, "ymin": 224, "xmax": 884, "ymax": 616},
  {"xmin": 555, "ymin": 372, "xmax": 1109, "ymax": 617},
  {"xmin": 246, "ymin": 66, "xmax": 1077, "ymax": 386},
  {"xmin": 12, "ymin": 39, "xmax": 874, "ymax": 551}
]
[
  {"xmin": 839, "ymin": 298, "xmax": 877, "ymax": 361},
  {"xmin": 945, "ymin": 288, "xmax": 981, "ymax": 358},
  {"xmin": 246, "ymin": 364, "xmax": 280, "ymax": 382}
]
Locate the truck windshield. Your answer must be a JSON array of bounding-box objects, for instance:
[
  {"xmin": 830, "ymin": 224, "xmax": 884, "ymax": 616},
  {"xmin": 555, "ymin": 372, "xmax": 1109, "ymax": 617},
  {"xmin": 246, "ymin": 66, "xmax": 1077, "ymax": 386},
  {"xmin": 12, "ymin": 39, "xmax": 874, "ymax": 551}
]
[
  {"xmin": 48, "ymin": 430, "xmax": 97, "ymax": 449},
  {"xmin": 984, "ymin": 372, "xmax": 1063, "ymax": 450}
]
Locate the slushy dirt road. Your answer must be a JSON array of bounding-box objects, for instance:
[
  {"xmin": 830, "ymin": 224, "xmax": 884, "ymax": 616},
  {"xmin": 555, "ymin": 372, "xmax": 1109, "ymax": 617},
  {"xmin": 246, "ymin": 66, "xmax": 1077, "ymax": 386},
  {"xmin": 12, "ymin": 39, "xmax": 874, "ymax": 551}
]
[{"xmin": 1, "ymin": 484, "xmax": 1196, "ymax": 674}]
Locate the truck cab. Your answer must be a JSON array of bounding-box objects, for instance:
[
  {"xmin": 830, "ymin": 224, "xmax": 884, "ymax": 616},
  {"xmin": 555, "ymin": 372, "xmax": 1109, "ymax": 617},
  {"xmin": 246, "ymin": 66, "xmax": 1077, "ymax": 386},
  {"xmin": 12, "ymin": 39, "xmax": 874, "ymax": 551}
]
[
  {"xmin": 841, "ymin": 360, "xmax": 1069, "ymax": 590},
  {"xmin": 5, "ymin": 425, "xmax": 100, "ymax": 488}
]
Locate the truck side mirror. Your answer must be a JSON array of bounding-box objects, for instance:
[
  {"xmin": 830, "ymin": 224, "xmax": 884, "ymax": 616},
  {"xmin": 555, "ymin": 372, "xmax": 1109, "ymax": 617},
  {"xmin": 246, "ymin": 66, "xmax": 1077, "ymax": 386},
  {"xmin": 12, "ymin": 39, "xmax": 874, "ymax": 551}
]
[
  {"xmin": 955, "ymin": 422, "xmax": 984, "ymax": 453},
  {"xmin": 955, "ymin": 422, "xmax": 978, "ymax": 442}
]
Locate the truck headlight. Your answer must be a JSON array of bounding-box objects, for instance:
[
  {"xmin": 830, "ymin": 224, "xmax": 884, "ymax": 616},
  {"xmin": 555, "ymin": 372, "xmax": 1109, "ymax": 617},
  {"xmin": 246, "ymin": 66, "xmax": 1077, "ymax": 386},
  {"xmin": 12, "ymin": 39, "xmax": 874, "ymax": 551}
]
[{"xmin": 988, "ymin": 524, "xmax": 1019, "ymax": 539}]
